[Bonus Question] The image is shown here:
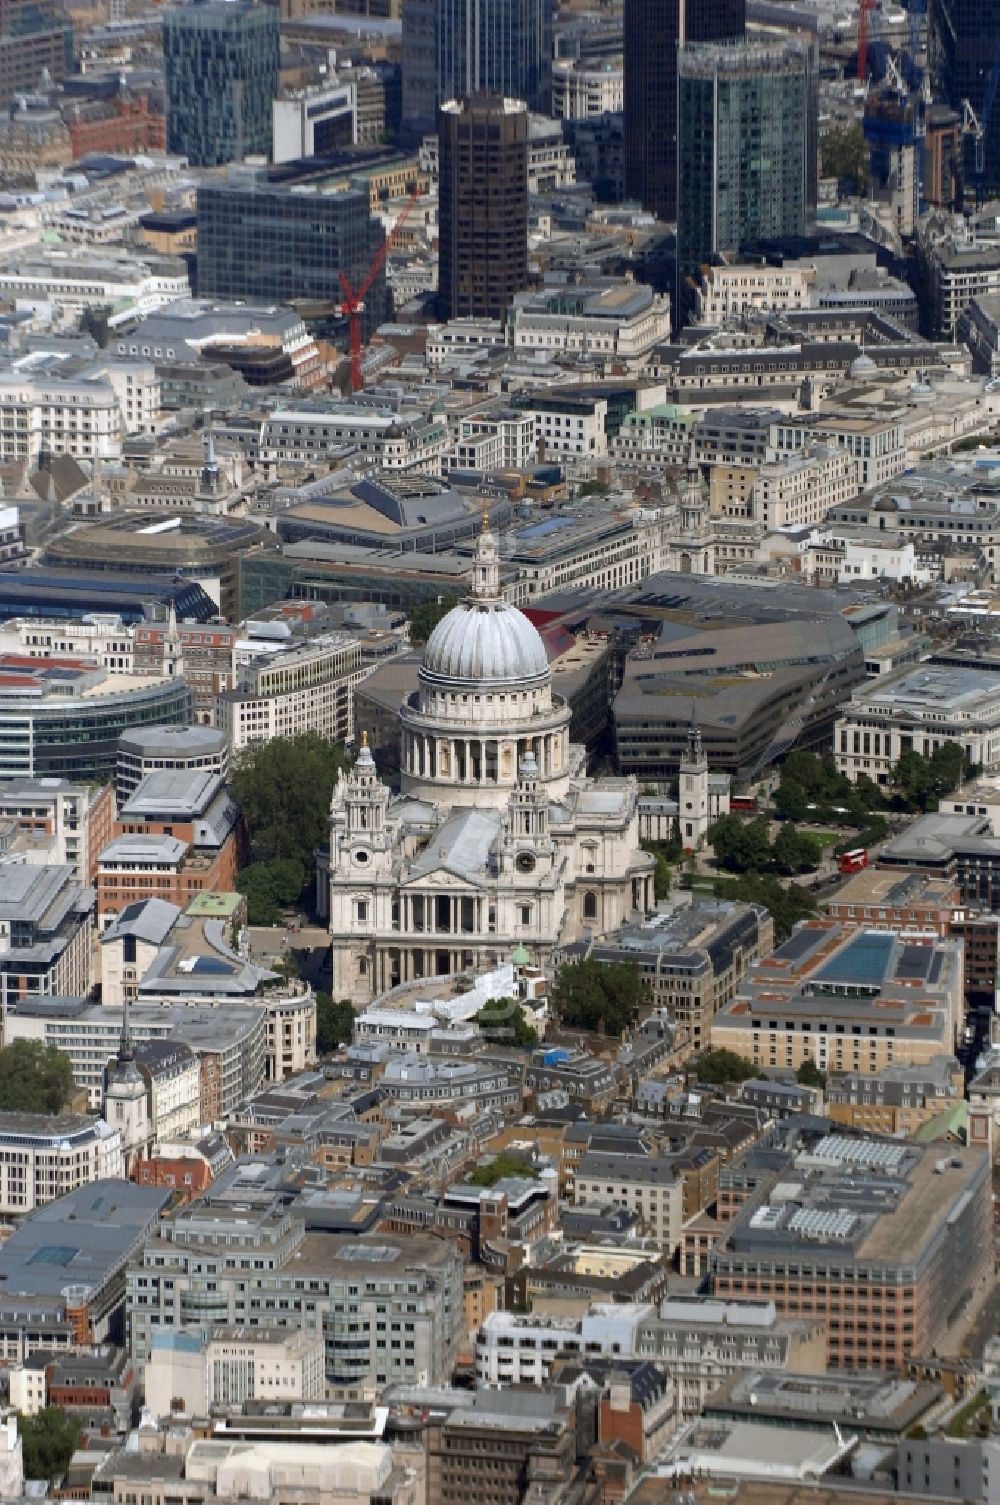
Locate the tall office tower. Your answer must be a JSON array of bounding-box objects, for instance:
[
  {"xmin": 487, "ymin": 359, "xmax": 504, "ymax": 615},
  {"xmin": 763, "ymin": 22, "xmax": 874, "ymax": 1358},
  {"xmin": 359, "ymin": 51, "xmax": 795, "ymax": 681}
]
[
  {"xmin": 929, "ymin": 0, "xmax": 1000, "ymax": 200},
  {"xmin": 676, "ymin": 38, "xmax": 810, "ymax": 313},
  {"xmin": 437, "ymin": 94, "xmax": 528, "ymax": 320},
  {"xmin": 0, "ymin": 0, "xmax": 73, "ymax": 109},
  {"xmin": 401, "ymin": 0, "xmax": 552, "ymax": 143},
  {"xmin": 197, "ymin": 170, "xmax": 389, "ymax": 340},
  {"xmin": 623, "ymin": 0, "xmax": 744, "ymax": 222},
  {"xmin": 163, "ymin": 0, "xmax": 279, "ymax": 168}
]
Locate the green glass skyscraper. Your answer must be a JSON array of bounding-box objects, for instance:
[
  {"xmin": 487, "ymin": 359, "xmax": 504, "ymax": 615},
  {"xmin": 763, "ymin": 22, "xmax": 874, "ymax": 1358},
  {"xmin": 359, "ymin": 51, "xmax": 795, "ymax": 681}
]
[
  {"xmin": 163, "ymin": 0, "xmax": 279, "ymax": 168},
  {"xmin": 677, "ymin": 38, "xmax": 811, "ymax": 316}
]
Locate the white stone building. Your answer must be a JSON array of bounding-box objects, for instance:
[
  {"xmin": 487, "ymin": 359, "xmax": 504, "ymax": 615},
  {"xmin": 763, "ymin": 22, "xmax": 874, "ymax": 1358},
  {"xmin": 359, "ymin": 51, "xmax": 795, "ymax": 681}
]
[
  {"xmin": 695, "ymin": 262, "xmax": 815, "ymax": 323},
  {"xmin": 552, "ymin": 59, "xmax": 623, "ymax": 119},
  {"xmin": 323, "ymin": 522, "xmax": 655, "ymax": 1000},
  {"xmin": 835, "ymin": 663, "xmax": 1000, "ymax": 784},
  {"xmin": 218, "ymin": 633, "xmax": 365, "ymax": 752},
  {"xmin": 0, "ymin": 1113, "xmax": 123, "ymax": 1215}
]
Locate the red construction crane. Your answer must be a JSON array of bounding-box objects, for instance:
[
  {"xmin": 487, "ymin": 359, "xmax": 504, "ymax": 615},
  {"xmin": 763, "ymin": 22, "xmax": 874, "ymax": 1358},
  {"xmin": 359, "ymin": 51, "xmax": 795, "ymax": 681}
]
[
  {"xmin": 338, "ymin": 187, "xmax": 421, "ymax": 393},
  {"xmin": 858, "ymin": 0, "xmax": 877, "ymax": 81}
]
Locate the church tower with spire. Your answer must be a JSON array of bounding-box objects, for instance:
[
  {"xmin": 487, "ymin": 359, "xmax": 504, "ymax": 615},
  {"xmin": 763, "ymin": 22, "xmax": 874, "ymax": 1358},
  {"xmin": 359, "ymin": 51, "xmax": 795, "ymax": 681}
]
[
  {"xmin": 679, "ymin": 704, "xmax": 710, "ymax": 850},
  {"xmin": 103, "ymin": 997, "xmax": 151, "ymax": 1175}
]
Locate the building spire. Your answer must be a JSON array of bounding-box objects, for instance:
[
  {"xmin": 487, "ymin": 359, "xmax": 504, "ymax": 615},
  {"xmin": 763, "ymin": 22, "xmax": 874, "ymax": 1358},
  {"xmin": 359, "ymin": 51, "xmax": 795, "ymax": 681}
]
[
  {"xmin": 119, "ymin": 990, "xmax": 134, "ymax": 1065},
  {"xmin": 688, "ymin": 698, "xmax": 702, "ymax": 758},
  {"xmin": 471, "ymin": 510, "xmax": 500, "ymax": 601}
]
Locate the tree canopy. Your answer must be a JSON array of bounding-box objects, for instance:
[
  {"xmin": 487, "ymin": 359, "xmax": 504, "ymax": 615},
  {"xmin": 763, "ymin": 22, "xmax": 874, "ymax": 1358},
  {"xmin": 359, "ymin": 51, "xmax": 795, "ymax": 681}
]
[
  {"xmin": 237, "ymin": 858, "xmax": 306, "ymax": 926},
  {"xmin": 475, "ymin": 998, "xmax": 539, "ymax": 1048},
  {"xmin": 315, "ymin": 993, "xmax": 356, "ymax": 1054},
  {"xmin": 409, "ymin": 596, "xmax": 459, "ymax": 645},
  {"xmin": 683, "ymin": 870, "xmax": 818, "ymax": 943},
  {"xmin": 821, "ymin": 122, "xmax": 867, "ymax": 192},
  {"xmin": 774, "ymin": 745, "xmax": 969, "ymax": 828},
  {"xmin": 692, "ymin": 1048, "xmax": 757, "ymax": 1084},
  {"xmin": 0, "ymin": 1041, "xmax": 74, "ymax": 1113},
  {"xmin": 19, "ymin": 1408, "xmax": 80, "ymax": 1483},
  {"xmin": 231, "ymin": 733, "xmax": 350, "ymax": 900},
  {"xmin": 796, "ymin": 1058, "xmax": 827, "ymax": 1088},
  {"xmin": 467, "ymin": 1153, "xmax": 539, "ymax": 1186},
  {"xmin": 550, "ymin": 957, "xmax": 645, "ymax": 1036}
]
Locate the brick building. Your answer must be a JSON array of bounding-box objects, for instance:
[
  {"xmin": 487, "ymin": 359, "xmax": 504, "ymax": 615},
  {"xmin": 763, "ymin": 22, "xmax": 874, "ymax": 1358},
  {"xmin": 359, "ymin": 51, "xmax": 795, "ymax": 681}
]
[
  {"xmin": 65, "ymin": 95, "xmax": 165, "ymax": 160},
  {"xmin": 711, "ymin": 1133, "xmax": 992, "ymax": 1370}
]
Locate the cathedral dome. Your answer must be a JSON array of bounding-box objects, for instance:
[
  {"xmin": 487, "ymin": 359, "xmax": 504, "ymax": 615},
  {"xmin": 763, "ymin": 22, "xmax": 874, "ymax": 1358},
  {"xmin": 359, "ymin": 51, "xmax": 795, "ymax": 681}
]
[
  {"xmin": 422, "ymin": 597, "xmax": 549, "ymax": 687},
  {"xmin": 420, "ymin": 519, "xmax": 550, "ymax": 689}
]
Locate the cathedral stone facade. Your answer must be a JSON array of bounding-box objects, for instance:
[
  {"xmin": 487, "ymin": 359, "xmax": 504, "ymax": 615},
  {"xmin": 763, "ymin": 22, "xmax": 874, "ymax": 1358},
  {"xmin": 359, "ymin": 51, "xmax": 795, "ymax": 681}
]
[{"xmin": 323, "ymin": 520, "xmax": 655, "ymax": 1002}]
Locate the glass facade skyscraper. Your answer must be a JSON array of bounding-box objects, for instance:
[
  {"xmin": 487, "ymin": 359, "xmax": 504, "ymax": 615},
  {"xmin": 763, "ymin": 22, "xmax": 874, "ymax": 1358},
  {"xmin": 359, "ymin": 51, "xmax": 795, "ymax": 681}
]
[
  {"xmin": 163, "ymin": 0, "xmax": 279, "ymax": 168},
  {"xmin": 929, "ymin": 0, "xmax": 1000, "ymax": 198},
  {"xmin": 402, "ymin": 0, "xmax": 552, "ymax": 142},
  {"xmin": 197, "ymin": 171, "xmax": 389, "ymax": 341},
  {"xmin": 676, "ymin": 38, "xmax": 810, "ymax": 313},
  {"xmin": 623, "ymin": 0, "xmax": 744, "ymax": 223},
  {"xmin": 438, "ymin": 94, "xmax": 529, "ymax": 320}
]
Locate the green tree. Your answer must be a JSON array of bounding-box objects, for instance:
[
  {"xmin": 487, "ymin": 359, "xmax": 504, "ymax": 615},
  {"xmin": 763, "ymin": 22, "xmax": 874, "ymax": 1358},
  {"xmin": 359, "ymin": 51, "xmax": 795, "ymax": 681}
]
[
  {"xmin": 468, "ymin": 1152, "xmax": 539, "ymax": 1186},
  {"xmin": 231, "ymin": 733, "xmax": 350, "ymax": 884},
  {"xmin": 796, "ymin": 1058, "xmax": 827, "ymax": 1088},
  {"xmin": 19, "ymin": 1408, "xmax": 80, "ymax": 1483},
  {"xmin": 642, "ymin": 841, "xmax": 673, "ymax": 899},
  {"xmin": 771, "ymin": 825, "xmax": 823, "ymax": 874},
  {"xmin": 236, "ymin": 865, "xmax": 282, "ymax": 926},
  {"xmin": 682, "ymin": 870, "xmax": 818, "ymax": 943},
  {"xmin": 693, "ymin": 1048, "xmax": 757, "ymax": 1084},
  {"xmin": 550, "ymin": 957, "xmax": 645, "ymax": 1036},
  {"xmin": 0, "ymin": 1041, "xmax": 74, "ymax": 1113},
  {"xmin": 475, "ymin": 998, "xmax": 539, "ymax": 1048},
  {"xmin": 821, "ymin": 122, "xmax": 868, "ymax": 191},
  {"xmin": 709, "ymin": 815, "xmax": 773, "ymax": 873},
  {"xmin": 272, "ymin": 950, "xmax": 300, "ymax": 985},
  {"xmin": 409, "ymin": 596, "xmax": 459, "ymax": 644},
  {"xmin": 315, "ymin": 992, "xmax": 356, "ymax": 1054},
  {"xmin": 236, "ymin": 857, "xmax": 308, "ymax": 924}
]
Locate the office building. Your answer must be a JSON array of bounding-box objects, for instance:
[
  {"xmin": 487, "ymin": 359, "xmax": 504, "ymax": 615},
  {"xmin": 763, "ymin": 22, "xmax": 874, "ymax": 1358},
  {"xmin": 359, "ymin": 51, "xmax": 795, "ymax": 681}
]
[
  {"xmin": 476, "ymin": 1301, "xmax": 825, "ymax": 1410},
  {"xmin": 826, "ymin": 1057, "xmax": 964, "ymax": 1137},
  {"xmin": 197, "ymin": 171, "xmax": 388, "ymax": 340},
  {"xmin": 0, "ymin": 1180, "xmax": 169, "ymax": 1361},
  {"xmin": 570, "ymin": 898, "xmax": 773, "ymax": 1052},
  {"xmin": 0, "ymin": 0, "xmax": 71, "ymax": 109},
  {"xmin": 129, "ymin": 1204, "xmax": 464, "ymax": 1393},
  {"xmin": 0, "ymin": 1115, "xmax": 123, "ymax": 1217},
  {"xmin": 0, "ymin": 656, "xmax": 193, "ymax": 783},
  {"xmin": 623, "ymin": 0, "xmax": 744, "ymax": 222},
  {"xmin": 711, "ymin": 922, "xmax": 964, "ymax": 1075},
  {"xmin": 676, "ymin": 39, "xmax": 810, "ymax": 307},
  {"xmin": 0, "ymin": 862, "xmax": 94, "ymax": 1010},
  {"xmin": 0, "ymin": 778, "xmax": 114, "ymax": 884},
  {"xmin": 218, "ymin": 633, "xmax": 364, "ymax": 751},
  {"xmin": 438, "ymin": 95, "xmax": 529, "ymax": 322},
  {"xmin": 711, "ymin": 1133, "xmax": 992, "ymax": 1371},
  {"xmin": 0, "ymin": 572, "xmax": 216, "ymax": 629},
  {"xmin": 0, "ymin": 253, "xmax": 190, "ymax": 326},
  {"xmin": 163, "ymin": 0, "xmax": 279, "ymax": 167},
  {"xmin": 6, "ymin": 997, "xmax": 267, "ymax": 1115},
  {"xmin": 272, "ymin": 81, "xmax": 356, "ymax": 164},
  {"xmin": 145, "ymin": 1326, "xmax": 326, "ymax": 1416},
  {"xmin": 42, "ymin": 512, "xmax": 274, "ymax": 625},
  {"xmin": 402, "ymin": 0, "xmax": 552, "ymax": 140},
  {"xmin": 929, "ymin": 0, "xmax": 1000, "ymax": 200},
  {"xmin": 835, "ymin": 662, "xmax": 1000, "ymax": 785},
  {"xmin": 116, "ymin": 725, "xmax": 229, "ymax": 804},
  {"xmin": 573, "ymin": 1154, "xmax": 685, "ymax": 1254}
]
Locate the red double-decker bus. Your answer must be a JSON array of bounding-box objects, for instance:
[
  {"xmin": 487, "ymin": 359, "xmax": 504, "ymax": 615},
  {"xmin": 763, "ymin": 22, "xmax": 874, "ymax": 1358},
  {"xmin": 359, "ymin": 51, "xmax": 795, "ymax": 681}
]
[{"xmin": 839, "ymin": 847, "xmax": 868, "ymax": 873}]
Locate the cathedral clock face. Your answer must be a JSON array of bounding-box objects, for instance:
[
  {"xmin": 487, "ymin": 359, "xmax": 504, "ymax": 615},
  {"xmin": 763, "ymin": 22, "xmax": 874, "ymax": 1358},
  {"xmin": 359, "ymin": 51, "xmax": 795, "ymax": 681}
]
[
  {"xmin": 516, "ymin": 852, "xmax": 536, "ymax": 874},
  {"xmin": 353, "ymin": 848, "xmax": 370, "ymax": 865}
]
